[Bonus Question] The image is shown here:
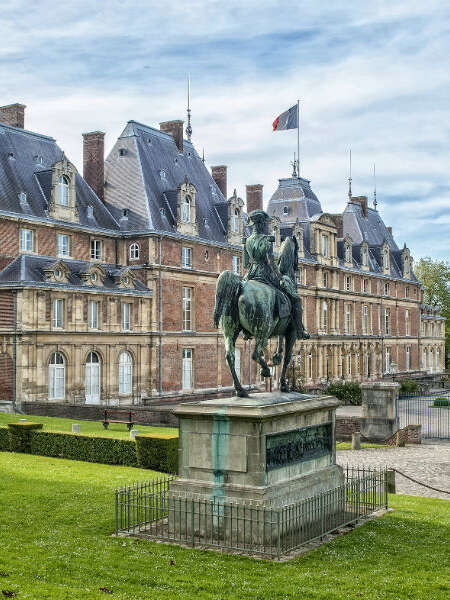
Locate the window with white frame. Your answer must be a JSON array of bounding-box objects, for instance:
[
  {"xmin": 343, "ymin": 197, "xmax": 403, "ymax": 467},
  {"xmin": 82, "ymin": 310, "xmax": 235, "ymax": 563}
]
[
  {"xmin": 322, "ymin": 300, "xmax": 328, "ymax": 332},
  {"xmin": 383, "ymin": 248, "xmax": 389, "ymax": 271},
  {"xmin": 57, "ymin": 233, "xmax": 70, "ymax": 257},
  {"xmin": 321, "ymin": 234, "xmax": 328, "ymax": 257},
  {"xmin": 89, "ymin": 300, "xmax": 99, "ymax": 329},
  {"xmin": 182, "ymin": 348, "xmax": 193, "ymax": 390},
  {"xmin": 322, "ymin": 271, "xmax": 328, "ymax": 288},
  {"xmin": 48, "ymin": 352, "xmax": 65, "ymax": 400},
  {"xmin": 122, "ymin": 302, "xmax": 131, "ymax": 331},
  {"xmin": 20, "ymin": 228, "xmax": 34, "ymax": 252},
  {"xmin": 58, "ymin": 175, "xmax": 69, "ymax": 206},
  {"xmin": 423, "ymin": 348, "xmax": 427, "ymax": 369},
  {"xmin": 430, "ymin": 348, "xmax": 434, "ymax": 372},
  {"xmin": 232, "ymin": 208, "xmax": 239, "ymax": 233},
  {"xmin": 232, "ymin": 256, "xmax": 241, "ymax": 275},
  {"xmin": 345, "ymin": 276, "xmax": 352, "ymax": 291},
  {"xmin": 119, "ymin": 351, "xmax": 133, "ymax": 394},
  {"xmin": 345, "ymin": 304, "xmax": 351, "ymax": 334},
  {"xmin": 308, "ymin": 352, "xmax": 313, "ymax": 379},
  {"xmin": 182, "ymin": 287, "xmax": 193, "ymax": 331},
  {"xmin": 181, "ymin": 247, "xmax": 192, "ymax": 269},
  {"xmin": 385, "ymin": 347, "xmax": 391, "ymax": 373},
  {"xmin": 129, "ymin": 243, "xmax": 139, "ymax": 260},
  {"xmin": 53, "ymin": 298, "xmax": 64, "ymax": 328},
  {"xmin": 347, "ymin": 354, "xmax": 352, "ymax": 376},
  {"xmin": 364, "ymin": 352, "xmax": 369, "ymax": 377},
  {"xmin": 436, "ymin": 349, "xmax": 440, "ymax": 370},
  {"xmin": 362, "ymin": 305, "xmax": 368, "ymax": 334},
  {"xmin": 384, "ymin": 282, "xmax": 390, "ymax": 296},
  {"xmin": 296, "ymin": 267, "xmax": 302, "ymax": 286},
  {"xmin": 405, "ymin": 286, "xmax": 410, "ymax": 298},
  {"xmin": 182, "ymin": 195, "xmax": 191, "ymax": 223},
  {"xmin": 363, "ymin": 278, "xmax": 369, "ymax": 293},
  {"xmin": 406, "ymin": 345, "xmax": 410, "ymax": 370},
  {"xmin": 362, "ymin": 246, "xmax": 368, "ymax": 266},
  {"xmin": 90, "ymin": 239, "xmax": 102, "ymax": 260},
  {"xmin": 405, "ymin": 310, "xmax": 410, "ymax": 336},
  {"xmin": 384, "ymin": 308, "xmax": 390, "ymax": 334}
]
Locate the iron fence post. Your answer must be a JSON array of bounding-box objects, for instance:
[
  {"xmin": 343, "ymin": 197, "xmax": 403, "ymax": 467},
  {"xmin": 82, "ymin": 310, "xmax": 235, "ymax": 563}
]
[
  {"xmin": 277, "ymin": 510, "xmax": 281, "ymax": 560},
  {"xmin": 191, "ymin": 501, "xmax": 195, "ymax": 548}
]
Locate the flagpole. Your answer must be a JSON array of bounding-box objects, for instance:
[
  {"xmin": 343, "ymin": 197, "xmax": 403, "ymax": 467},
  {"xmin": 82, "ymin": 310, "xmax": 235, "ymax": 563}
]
[{"xmin": 297, "ymin": 99, "xmax": 300, "ymax": 177}]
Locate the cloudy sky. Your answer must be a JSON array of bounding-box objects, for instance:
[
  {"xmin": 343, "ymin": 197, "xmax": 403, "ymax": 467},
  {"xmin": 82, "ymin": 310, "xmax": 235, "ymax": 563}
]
[{"xmin": 1, "ymin": 1, "xmax": 449, "ymax": 260}]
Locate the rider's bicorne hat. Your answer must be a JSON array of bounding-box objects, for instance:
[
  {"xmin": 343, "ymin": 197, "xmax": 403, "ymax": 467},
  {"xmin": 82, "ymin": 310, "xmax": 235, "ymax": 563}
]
[{"xmin": 248, "ymin": 209, "xmax": 271, "ymax": 225}]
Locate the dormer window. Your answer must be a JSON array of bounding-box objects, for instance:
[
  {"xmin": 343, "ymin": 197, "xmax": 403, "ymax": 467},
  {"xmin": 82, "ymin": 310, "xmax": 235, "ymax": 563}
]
[
  {"xmin": 362, "ymin": 245, "xmax": 368, "ymax": 266},
  {"xmin": 159, "ymin": 170, "xmax": 167, "ymax": 181},
  {"xmin": 232, "ymin": 208, "xmax": 239, "ymax": 233},
  {"xmin": 129, "ymin": 243, "xmax": 139, "ymax": 260},
  {"xmin": 182, "ymin": 195, "xmax": 191, "ymax": 223},
  {"xmin": 345, "ymin": 244, "xmax": 351, "ymax": 263},
  {"xmin": 91, "ymin": 272, "xmax": 98, "ymax": 283},
  {"xmin": 283, "ymin": 206, "xmax": 289, "ymax": 216},
  {"xmin": 58, "ymin": 175, "xmax": 69, "ymax": 206},
  {"xmin": 119, "ymin": 148, "xmax": 127, "ymax": 157},
  {"xmin": 321, "ymin": 234, "xmax": 328, "ymax": 257},
  {"xmin": 19, "ymin": 192, "xmax": 27, "ymax": 206},
  {"xmin": 160, "ymin": 207, "xmax": 166, "ymax": 216},
  {"xmin": 383, "ymin": 247, "xmax": 389, "ymax": 271},
  {"xmin": 87, "ymin": 206, "xmax": 94, "ymax": 218}
]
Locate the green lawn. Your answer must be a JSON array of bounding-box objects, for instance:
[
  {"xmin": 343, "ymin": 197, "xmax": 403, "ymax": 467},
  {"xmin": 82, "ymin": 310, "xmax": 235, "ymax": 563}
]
[
  {"xmin": 336, "ymin": 441, "xmax": 387, "ymax": 450},
  {"xmin": 0, "ymin": 453, "xmax": 449, "ymax": 599},
  {"xmin": 0, "ymin": 412, "xmax": 177, "ymax": 439}
]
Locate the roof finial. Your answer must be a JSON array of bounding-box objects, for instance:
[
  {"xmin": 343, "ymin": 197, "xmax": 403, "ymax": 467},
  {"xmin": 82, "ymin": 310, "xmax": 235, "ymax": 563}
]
[
  {"xmin": 186, "ymin": 74, "xmax": 192, "ymax": 142},
  {"xmin": 348, "ymin": 148, "xmax": 352, "ymax": 200},
  {"xmin": 373, "ymin": 162, "xmax": 377, "ymax": 210},
  {"xmin": 291, "ymin": 152, "xmax": 298, "ymax": 177}
]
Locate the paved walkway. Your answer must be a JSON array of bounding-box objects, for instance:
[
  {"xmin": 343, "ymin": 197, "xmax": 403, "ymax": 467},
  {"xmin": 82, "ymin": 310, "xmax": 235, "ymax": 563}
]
[{"xmin": 337, "ymin": 442, "xmax": 450, "ymax": 500}]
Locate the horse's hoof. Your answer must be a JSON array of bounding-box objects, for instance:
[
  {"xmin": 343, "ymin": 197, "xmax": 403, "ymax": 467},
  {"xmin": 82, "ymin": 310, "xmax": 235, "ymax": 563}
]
[
  {"xmin": 261, "ymin": 368, "xmax": 271, "ymax": 378},
  {"xmin": 236, "ymin": 389, "xmax": 249, "ymax": 398}
]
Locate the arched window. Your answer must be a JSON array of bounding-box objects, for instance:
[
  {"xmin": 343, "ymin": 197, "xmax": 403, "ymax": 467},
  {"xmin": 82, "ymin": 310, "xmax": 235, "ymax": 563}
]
[
  {"xmin": 129, "ymin": 243, "xmax": 140, "ymax": 260},
  {"xmin": 232, "ymin": 208, "xmax": 239, "ymax": 233},
  {"xmin": 85, "ymin": 351, "xmax": 101, "ymax": 404},
  {"xmin": 49, "ymin": 352, "xmax": 65, "ymax": 400},
  {"xmin": 58, "ymin": 175, "xmax": 69, "ymax": 206},
  {"xmin": 119, "ymin": 351, "xmax": 133, "ymax": 394},
  {"xmin": 182, "ymin": 195, "xmax": 191, "ymax": 223}
]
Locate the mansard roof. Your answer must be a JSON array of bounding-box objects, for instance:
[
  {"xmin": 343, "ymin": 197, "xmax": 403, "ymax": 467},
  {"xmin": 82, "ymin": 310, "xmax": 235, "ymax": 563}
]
[
  {"xmin": 104, "ymin": 121, "xmax": 228, "ymax": 242},
  {"xmin": 0, "ymin": 122, "xmax": 119, "ymax": 230},
  {"xmin": 267, "ymin": 175, "xmax": 322, "ymax": 222},
  {"xmin": 0, "ymin": 254, "xmax": 151, "ymax": 294},
  {"xmin": 342, "ymin": 200, "xmax": 397, "ymax": 250}
]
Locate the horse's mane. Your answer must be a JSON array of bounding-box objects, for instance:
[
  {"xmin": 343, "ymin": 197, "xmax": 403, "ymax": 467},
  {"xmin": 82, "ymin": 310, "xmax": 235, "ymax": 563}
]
[{"xmin": 278, "ymin": 236, "xmax": 298, "ymax": 277}]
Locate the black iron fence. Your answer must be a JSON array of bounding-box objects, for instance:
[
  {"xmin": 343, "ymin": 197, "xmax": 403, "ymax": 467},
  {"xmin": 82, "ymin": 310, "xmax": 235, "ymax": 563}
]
[
  {"xmin": 398, "ymin": 392, "xmax": 450, "ymax": 439},
  {"xmin": 115, "ymin": 467, "xmax": 388, "ymax": 559}
]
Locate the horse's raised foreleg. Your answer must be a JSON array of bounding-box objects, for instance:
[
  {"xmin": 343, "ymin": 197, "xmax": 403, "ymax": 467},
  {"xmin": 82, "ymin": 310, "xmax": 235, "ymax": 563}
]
[
  {"xmin": 272, "ymin": 336, "xmax": 283, "ymax": 365},
  {"xmin": 223, "ymin": 319, "xmax": 248, "ymax": 397},
  {"xmin": 280, "ymin": 326, "xmax": 296, "ymax": 393},
  {"xmin": 252, "ymin": 337, "xmax": 271, "ymax": 378}
]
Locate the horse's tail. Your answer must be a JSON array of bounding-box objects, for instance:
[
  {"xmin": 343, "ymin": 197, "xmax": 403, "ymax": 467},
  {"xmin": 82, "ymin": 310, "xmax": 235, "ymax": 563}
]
[{"xmin": 213, "ymin": 270, "xmax": 242, "ymax": 328}]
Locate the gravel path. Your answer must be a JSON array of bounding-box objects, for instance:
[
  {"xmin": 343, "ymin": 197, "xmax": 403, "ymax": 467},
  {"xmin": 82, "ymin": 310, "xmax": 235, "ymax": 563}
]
[{"xmin": 337, "ymin": 442, "xmax": 450, "ymax": 500}]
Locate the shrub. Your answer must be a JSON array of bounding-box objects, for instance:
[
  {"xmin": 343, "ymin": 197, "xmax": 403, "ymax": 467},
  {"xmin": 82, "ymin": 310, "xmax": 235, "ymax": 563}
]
[
  {"xmin": 432, "ymin": 397, "xmax": 450, "ymax": 407},
  {"xmin": 135, "ymin": 433, "xmax": 178, "ymax": 473},
  {"xmin": 7, "ymin": 422, "xmax": 43, "ymax": 453},
  {"xmin": 400, "ymin": 380, "xmax": 419, "ymax": 394},
  {"xmin": 30, "ymin": 431, "xmax": 138, "ymax": 467},
  {"xmin": 0, "ymin": 427, "xmax": 9, "ymax": 450},
  {"xmin": 326, "ymin": 382, "xmax": 362, "ymax": 405}
]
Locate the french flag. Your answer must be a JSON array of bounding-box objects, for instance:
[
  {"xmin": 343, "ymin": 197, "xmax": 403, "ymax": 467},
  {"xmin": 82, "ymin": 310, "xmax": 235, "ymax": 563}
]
[{"xmin": 272, "ymin": 105, "xmax": 298, "ymax": 131}]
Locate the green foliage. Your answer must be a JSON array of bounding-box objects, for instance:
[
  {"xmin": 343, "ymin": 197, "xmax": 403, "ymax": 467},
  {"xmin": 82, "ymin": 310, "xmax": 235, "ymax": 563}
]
[
  {"xmin": 432, "ymin": 397, "xmax": 450, "ymax": 407},
  {"xmin": 30, "ymin": 430, "xmax": 138, "ymax": 466},
  {"xmin": 326, "ymin": 381, "xmax": 362, "ymax": 405},
  {"xmin": 0, "ymin": 426, "xmax": 9, "ymax": 450},
  {"xmin": 135, "ymin": 433, "xmax": 178, "ymax": 473},
  {"xmin": 7, "ymin": 422, "xmax": 43, "ymax": 453},
  {"xmin": 400, "ymin": 380, "xmax": 419, "ymax": 394}
]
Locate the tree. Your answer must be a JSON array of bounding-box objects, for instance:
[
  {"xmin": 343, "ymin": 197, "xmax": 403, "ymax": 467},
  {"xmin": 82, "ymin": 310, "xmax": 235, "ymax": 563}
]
[{"xmin": 415, "ymin": 257, "xmax": 450, "ymax": 367}]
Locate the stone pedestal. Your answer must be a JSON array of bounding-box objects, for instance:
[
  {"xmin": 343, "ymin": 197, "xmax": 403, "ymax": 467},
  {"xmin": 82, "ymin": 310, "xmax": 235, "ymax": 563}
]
[
  {"xmin": 168, "ymin": 392, "xmax": 343, "ymax": 542},
  {"xmin": 360, "ymin": 382, "xmax": 399, "ymax": 441}
]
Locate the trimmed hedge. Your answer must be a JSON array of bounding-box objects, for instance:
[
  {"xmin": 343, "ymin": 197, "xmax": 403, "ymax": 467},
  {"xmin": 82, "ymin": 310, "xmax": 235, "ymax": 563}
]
[
  {"xmin": 7, "ymin": 422, "xmax": 43, "ymax": 453},
  {"xmin": 30, "ymin": 431, "xmax": 138, "ymax": 467},
  {"xmin": 432, "ymin": 397, "xmax": 450, "ymax": 407},
  {"xmin": 400, "ymin": 380, "xmax": 419, "ymax": 394},
  {"xmin": 326, "ymin": 382, "xmax": 362, "ymax": 406},
  {"xmin": 0, "ymin": 427, "xmax": 9, "ymax": 450},
  {"xmin": 135, "ymin": 433, "xmax": 178, "ymax": 473}
]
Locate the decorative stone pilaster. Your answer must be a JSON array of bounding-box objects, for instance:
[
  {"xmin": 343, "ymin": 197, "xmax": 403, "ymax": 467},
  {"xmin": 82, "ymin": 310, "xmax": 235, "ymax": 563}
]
[{"xmin": 360, "ymin": 381, "xmax": 399, "ymax": 441}]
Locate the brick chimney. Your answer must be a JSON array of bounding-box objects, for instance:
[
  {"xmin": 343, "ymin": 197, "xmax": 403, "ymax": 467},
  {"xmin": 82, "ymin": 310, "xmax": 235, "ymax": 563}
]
[
  {"xmin": 246, "ymin": 184, "xmax": 263, "ymax": 214},
  {"xmin": 0, "ymin": 103, "xmax": 26, "ymax": 128},
  {"xmin": 82, "ymin": 131, "xmax": 105, "ymax": 202},
  {"xmin": 351, "ymin": 195, "xmax": 368, "ymax": 218},
  {"xmin": 211, "ymin": 165, "xmax": 227, "ymax": 198},
  {"xmin": 387, "ymin": 226, "xmax": 392, "ymax": 235},
  {"xmin": 160, "ymin": 120, "xmax": 184, "ymax": 153}
]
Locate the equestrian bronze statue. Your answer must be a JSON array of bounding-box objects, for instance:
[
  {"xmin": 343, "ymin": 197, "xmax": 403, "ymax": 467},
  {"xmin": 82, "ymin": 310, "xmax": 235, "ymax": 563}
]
[{"xmin": 213, "ymin": 209, "xmax": 309, "ymax": 396}]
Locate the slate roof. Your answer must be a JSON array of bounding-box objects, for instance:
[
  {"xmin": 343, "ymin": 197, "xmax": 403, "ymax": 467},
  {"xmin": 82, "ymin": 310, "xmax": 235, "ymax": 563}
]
[
  {"xmin": 0, "ymin": 254, "xmax": 151, "ymax": 294},
  {"xmin": 267, "ymin": 176, "xmax": 322, "ymax": 222},
  {"xmin": 0, "ymin": 122, "xmax": 119, "ymax": 230},
  {"xmin": 104, "ymin": 121, "xmax": 229, "ymax": 243},
  {"xmin": 342, "ymin": 201, "xmax": 397, "ymax": 250}
]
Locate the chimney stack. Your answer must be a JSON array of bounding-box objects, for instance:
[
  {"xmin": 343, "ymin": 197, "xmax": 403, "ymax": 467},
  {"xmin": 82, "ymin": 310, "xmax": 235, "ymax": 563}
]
[
  {"xmin": 0, "ymin": 103, "xmax": 26, "ymax": 128},
  {"xmin": 82, "ymin": 131, "xmax": 105, "ymax": 202},
  {"xmin": 246, "ymin": 184, "xmax": 263, "ymax": 214},
  {"xmin": 352, "ymin": 195, "xmax": 368, "ymax": 218},
  {"xmin": 160, "ymin": 120, "xmax": 184, "ymax": 153},
  {"xmin": 387, "ymin": 226, "xmax": 392, "ymax": 235},
  {"xmin": 211, "ymin": 165, "xmax": 227, "ymax": 198}
]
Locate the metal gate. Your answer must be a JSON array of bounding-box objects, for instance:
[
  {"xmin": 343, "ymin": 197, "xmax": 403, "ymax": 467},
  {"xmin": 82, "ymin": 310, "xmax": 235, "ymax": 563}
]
[{"xmin": 397, "ymin": 391, "xmax": 450, "ymax": 439}]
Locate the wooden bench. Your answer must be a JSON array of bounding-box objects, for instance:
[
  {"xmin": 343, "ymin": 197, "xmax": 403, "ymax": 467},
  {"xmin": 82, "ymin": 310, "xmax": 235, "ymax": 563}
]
[{"xmin": 102, "ymin": 410, "xmax": 135, "ymax": 431}]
